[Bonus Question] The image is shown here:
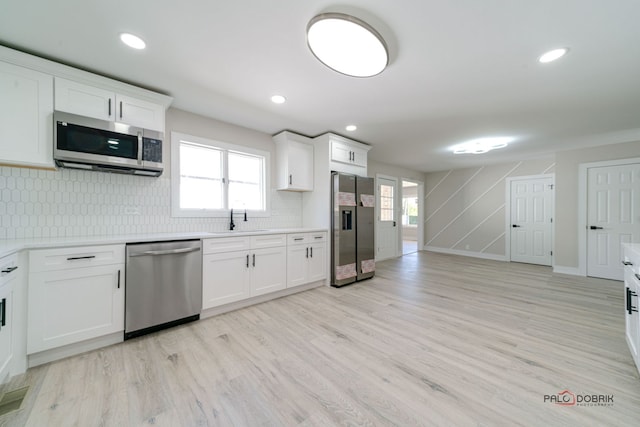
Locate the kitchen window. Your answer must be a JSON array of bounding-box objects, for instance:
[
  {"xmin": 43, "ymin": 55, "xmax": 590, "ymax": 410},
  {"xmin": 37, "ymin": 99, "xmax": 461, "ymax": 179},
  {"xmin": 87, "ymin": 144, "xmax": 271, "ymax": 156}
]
[{"xmin": 171, "ymin": 132, "xmax": 269, "ymax": 217}]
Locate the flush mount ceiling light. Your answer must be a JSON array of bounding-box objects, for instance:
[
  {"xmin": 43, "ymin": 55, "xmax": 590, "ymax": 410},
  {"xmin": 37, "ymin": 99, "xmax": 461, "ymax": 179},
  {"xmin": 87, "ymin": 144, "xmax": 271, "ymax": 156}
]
[
  {"xmin": 345, "ymin": 125, "xmax": 357, "ymax": 132},
  {"xmin": 538, "ymin": 47, "xmax": 568, "ymax": 63},
  {"xmin": 271, "ymin": 95, "xmax": 286, "ymax": 104},
  {"xmin": 452, "ymin": 137, "xmax": 514, "ymax": 154},
  {"xmin": 307, "ymin": 13, "xmax": 388, "ymax": 77},
  {"xmin": 120, "ymin": 33, "xmax": 146, "ymax": 50}
]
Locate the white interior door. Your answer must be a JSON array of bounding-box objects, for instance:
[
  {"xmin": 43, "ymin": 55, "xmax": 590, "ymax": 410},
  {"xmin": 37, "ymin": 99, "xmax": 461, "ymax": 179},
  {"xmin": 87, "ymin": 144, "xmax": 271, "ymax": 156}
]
[
  {"xmin": 510, "ymin": 177, "xmax": 553, "ymax": 266},
  {"xmin": 587, "ymin": 164, "xmax": 640, "ymax": 280},
  {"xmin": 376, "ymin": 176, "xmax": 398, "ymax": 260}
]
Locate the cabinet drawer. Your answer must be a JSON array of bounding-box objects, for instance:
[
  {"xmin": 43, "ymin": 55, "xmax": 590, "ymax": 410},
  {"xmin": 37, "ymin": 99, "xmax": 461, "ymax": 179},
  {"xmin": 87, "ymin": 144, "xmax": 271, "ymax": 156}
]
[
  {"xmin": 287, "ymin": 232, "xmax": 327, "ymax": 246},
  {"xmin": 0, "ymin": 254, "xmax": 19, "ymax": 287},
  {"xmin": 29, "ymin": 245, "xmax": 125, "ymax": 272},
  {"xmin": 251, "ymin": 234, "xmax": 286, "ymax": 249},
  {"xmin": 203, "ymin": 236, "xmax": 251, "ymax": 254}
]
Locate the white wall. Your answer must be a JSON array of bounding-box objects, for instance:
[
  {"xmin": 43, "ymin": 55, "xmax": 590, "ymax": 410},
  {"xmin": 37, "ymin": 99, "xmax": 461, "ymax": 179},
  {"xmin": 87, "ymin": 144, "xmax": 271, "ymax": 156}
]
[{"xmin": 0, "ymin": 107, "xmax": 302, "ymax": 239}]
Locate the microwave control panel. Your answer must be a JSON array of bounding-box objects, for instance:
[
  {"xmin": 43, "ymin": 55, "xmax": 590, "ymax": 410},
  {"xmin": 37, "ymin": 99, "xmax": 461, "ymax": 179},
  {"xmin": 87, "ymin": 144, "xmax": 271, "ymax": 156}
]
[{"xmin": 142, "ymin": 138, "xmax": 162, "ymax": 163}]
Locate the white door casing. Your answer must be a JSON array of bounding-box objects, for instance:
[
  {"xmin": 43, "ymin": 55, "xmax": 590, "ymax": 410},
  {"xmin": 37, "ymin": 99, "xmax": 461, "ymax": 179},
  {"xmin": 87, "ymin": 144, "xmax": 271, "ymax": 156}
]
[
  {"xmin": 376, "ymin": 175, "xmax": 398, "ymax": 260},
  {"xmin": 509, "ymin": 177, "xmax": 554, "ymax": 266},
  {"xmin": 586, "ymin": 163, "xmax": 640, "ymax": 280}
]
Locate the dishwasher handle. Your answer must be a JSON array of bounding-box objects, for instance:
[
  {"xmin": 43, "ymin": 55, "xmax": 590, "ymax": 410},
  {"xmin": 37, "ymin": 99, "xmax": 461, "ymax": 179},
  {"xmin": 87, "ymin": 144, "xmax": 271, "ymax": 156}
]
[{"xmin": 129, "ymin": 247, "xmax": 201, "ymax": 257}]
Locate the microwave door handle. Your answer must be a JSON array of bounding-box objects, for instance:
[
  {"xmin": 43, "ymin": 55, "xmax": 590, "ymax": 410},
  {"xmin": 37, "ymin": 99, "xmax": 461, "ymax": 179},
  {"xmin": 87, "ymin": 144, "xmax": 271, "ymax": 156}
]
[{"xmin": 137, "ymin": 132, "xmax": 143, "ymax": 165}]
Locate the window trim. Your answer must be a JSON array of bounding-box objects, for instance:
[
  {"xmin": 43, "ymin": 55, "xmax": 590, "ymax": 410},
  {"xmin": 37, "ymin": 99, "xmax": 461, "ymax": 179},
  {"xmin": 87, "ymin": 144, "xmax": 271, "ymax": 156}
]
[{"xmin": 171, "ymin": 131, "xmax": 270, "ymax": 218}]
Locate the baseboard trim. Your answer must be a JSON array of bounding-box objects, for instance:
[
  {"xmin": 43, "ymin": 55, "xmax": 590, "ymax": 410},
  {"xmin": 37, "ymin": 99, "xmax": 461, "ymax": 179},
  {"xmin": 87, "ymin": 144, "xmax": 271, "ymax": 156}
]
[
  {"xmin": 424, "ymin": 246, "xmax": 507, "ymax": 262},
  {"xmin": 553, "ymin": 265, "xmax": 583, "ymax": 276},
  {"xmin": 28, "ymin": 332, "xmax": 123, "ymax": 368}
]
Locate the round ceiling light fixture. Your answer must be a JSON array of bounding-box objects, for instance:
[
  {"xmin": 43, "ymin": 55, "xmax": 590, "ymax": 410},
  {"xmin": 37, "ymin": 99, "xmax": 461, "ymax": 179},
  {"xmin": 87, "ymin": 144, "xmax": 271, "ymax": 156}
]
[
  {"xmin": 452, "ymin": 137, "xmax": 514, "ymax": 154},
  {"xmin": 120, "ymin": 33, "xmax": 146, "ymax": 50},
  {"xmin": 345, "ymin": 124, "xmax": 357, "ymax": 132},
  {"xmin": 538, "ymin": 47, "xmax": 569, "ymax": 63},
  {"xmin": 307, "ymin": 13, "xmax": 388, "ymax": 77},
  {"xmin": 271, "ymin": 95, "xmax": 287, "ymax": 104}
]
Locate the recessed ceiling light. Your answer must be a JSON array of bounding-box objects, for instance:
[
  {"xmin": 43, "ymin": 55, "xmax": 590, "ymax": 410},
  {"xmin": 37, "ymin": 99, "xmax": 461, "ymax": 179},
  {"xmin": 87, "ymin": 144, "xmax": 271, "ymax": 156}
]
[
  {"xmin": 345, "ymin": 125, "xmax": 357, "ymax": 132},
  {"xmin": 271, "ymin": 95, "xmax": 286, "ymax": 104},
  {"xmin": 120, "ymin": 33, "xmax": 146, "ymax": 50},
  {"xmin": 452, "ymin": 137, "xmax": 514, "ymax": 154},
  {"xmin": 538, "ymin": 48, "xmax": 568, "ymax": 63},
  {"xmin": 307, "ymin": 13, "xmax": 388, "ymax": 77}
]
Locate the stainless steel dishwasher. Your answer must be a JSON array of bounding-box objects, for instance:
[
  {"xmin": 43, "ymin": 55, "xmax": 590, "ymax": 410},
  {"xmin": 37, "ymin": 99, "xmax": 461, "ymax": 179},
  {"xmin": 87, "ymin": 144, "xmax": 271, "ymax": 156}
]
[{"xmin": 125, "ymin": 239, "xmax": 202, "ymax": 339}]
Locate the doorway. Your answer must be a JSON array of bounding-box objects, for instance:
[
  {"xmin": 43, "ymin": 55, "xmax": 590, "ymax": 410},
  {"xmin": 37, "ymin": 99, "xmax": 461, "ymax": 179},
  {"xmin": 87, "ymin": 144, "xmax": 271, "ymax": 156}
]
[
  {"xmin": 402, "ymin": 181, "xmax": 419, "ymax": 254},
  {"xmin": 376, "ymin": 175, "xmax": 398, "ymax": 260},
  {"xmin": 506, "ymin": 175, "xmax": 554, "ymax": 266}
]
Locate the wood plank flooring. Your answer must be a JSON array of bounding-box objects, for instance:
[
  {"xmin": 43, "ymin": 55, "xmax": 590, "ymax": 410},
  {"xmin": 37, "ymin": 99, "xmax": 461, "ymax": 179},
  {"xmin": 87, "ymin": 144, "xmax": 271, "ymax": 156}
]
[{"xmin": 1, "ymin": 251, "xmax": 639, "ymax": 426}]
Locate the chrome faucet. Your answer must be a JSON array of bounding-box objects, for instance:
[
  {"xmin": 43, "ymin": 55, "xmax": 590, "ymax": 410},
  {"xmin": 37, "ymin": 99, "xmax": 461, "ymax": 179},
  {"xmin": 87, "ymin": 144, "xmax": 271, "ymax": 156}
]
[{"xmin": 229, "ymin": 208, "xmax": 248, "ymax": 230}]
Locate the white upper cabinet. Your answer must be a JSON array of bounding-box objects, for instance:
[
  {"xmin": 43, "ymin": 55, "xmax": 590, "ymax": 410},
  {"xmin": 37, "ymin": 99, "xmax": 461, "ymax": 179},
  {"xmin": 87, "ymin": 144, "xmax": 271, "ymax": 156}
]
[
  {"xmin": 0, "ymin": 61, "xmax": 54, "ymax": 168},
  {"xmin": 273, "ymin": 131, "xmax": 314, "ymax": 191},
  {"xmin": 330, "ymin": 136, "xmax": 368, "ymax": 169},
  {"xmin": 55, "ymin": 77, "xmax": 165, "ymax": 131}
]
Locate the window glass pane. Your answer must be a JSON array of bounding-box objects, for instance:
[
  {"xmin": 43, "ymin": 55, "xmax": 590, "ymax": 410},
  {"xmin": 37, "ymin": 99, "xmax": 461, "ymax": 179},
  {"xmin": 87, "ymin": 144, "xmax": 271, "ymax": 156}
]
[
  {"xmin": 179, "ymin": 142, "xmax": 223, "ymax": 209},
  {"xmin": 228, "ymin": 151, "xmax": 264, "ymax": 210},
  {"xmin": 380, "ymin": 184, "xmax": 394, "ymax": 222}
]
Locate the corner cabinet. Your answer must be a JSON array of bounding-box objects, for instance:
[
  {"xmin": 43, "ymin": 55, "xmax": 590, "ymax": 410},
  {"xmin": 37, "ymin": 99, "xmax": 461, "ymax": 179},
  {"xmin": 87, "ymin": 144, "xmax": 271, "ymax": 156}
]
[
  {"xmin": 273, "ymin": 131, "xmax": 314, "ymax": 191},
  {"xmin": 55, "ymin": 77, "xmax": 165, "ymax": 132},
  {"xmin": 623, "ymin": 244, "xmax": 640, "ymax": 375},
  {"xmin": 202, "ymin": 234, "xmax": 287, "ymax": 309},
  {"xmin": 287, "ymin": 232, "xmax": 327, "ymax": 288},
  {"xmin": 0, "ymin": 61, "xmax": 54, "ymax": 169},
  {"xmin": 27, "ymin": 245, "xmax": 125, "ymax": 355}
]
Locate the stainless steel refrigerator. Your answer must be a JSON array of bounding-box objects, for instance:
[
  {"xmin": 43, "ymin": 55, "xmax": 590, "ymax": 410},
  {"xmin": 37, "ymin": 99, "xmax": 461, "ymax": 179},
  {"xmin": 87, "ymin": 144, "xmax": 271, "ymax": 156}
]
[{"xmin": 331, "ymin": 172, "xmax": 375, "ymax": 287}]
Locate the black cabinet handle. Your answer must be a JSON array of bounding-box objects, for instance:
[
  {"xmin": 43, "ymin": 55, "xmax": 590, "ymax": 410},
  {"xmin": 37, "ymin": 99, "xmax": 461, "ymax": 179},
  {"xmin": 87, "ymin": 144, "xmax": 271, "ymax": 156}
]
[
  {"xmin": 0, "ymin": 298, "xmax": 5, "ymax": 327},
  {"xmin": 306, "ymin": 247, "xmax": 309, "ymax": 258},
  {"xmin": 512, "ymin": 224, "xmax": 521, "ymax": 228},
  {"xmin": 289, "ymin": 174, "xmax": 292, "ymax": 185},
  {"xmin": 1, "ymin": 266, "xmax": 18, "ymax": 274},
  {"xmin": 120, "ymin": 101, "xmax": 123, "ymax": 118},
  {"xmin": 627, "ymin": 287, "xmax": 638, "ymax": 314},
  {"xmin": 246, "ymin": 254, "xmax": 249, "ymax": 268},
  {"xmin": 636, "ymin": 274, "xmax": 640, "ymax": 281},
  {"xmin": 623, "ymin": 261, "xmax": 633, "ymax": 266},
  {"xmin": 589, "ymin": 226, "xmax": 604, "ymax": 230},
  {"xmin": 310, "ymin": 247, "xmax": 313, "ymax": 258},
  {"xmin": 294, "ymin": 238, "xmax": 304, "ymax": 241},
  {"xmin": 108, "ymin": 98, "xmax": 112, "ymax": 116},
  {"xmin": 117, "ymin": 270, "xmax": 121, "ymax": 289},
  {"xmin": 67, "ymin": 255, "xmax": 96, "ymax": 261},
  {"xmin": 252, "ymin": 254, "xmax": 256, "ymax": 267}
]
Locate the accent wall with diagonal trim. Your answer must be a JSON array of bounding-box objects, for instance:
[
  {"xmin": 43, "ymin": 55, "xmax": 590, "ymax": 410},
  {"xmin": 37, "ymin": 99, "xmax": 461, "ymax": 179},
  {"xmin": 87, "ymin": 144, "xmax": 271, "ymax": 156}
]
[{"xmin": 425, "ymin": 158, "xmax": 555, "ymax": 259}]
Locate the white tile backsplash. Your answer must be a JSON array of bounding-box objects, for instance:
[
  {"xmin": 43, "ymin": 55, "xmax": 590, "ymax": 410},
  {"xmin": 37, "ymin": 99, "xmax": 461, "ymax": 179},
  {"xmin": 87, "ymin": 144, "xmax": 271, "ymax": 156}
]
[{"xmin": 0, "ymin": 166, "xmax": 302, "ymax": 239}]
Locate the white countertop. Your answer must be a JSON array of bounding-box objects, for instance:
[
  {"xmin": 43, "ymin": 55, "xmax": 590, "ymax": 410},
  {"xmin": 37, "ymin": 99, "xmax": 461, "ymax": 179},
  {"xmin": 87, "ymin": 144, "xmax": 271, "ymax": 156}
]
[{"xmin": 0, "ymin": 228, "xmax": 328, "ymax": 258}]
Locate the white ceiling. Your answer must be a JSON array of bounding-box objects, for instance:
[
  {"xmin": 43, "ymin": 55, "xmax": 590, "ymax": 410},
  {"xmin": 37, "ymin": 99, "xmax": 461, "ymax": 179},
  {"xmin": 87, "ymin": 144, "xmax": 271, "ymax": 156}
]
[{"xmin": 2, "ymin": 0, "xmax": 640, "ymax": 172}]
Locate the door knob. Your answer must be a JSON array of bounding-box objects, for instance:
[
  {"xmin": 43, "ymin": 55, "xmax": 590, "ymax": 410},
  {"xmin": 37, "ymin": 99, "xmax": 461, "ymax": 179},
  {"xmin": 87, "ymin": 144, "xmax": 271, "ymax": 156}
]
[
  {"xmin": 589, "ymin": 226, "xmax": 604, "ymax": 230},
  {"xmin": 512, "ymin": 224, "xmax": 521, "ymax": 228}
]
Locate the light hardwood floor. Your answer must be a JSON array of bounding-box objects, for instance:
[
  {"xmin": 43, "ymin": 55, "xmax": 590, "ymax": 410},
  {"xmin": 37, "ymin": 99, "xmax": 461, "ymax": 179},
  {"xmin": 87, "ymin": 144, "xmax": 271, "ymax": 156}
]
[{"xmin": 1, "ymin": 251, "xmax": 639, "ymax": 426}]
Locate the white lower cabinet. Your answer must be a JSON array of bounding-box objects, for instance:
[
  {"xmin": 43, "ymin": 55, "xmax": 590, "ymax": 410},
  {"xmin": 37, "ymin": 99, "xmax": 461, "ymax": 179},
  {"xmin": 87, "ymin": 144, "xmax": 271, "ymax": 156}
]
[
  {"xmin": 286, "ymin": 232, "xmax": 327, "ymax": 288},
  {"xmin": 27, "ymin": 245, "xmax": 125, "ymax": 354},
  {"xmin": 623, "ymin": 244, "xmax": 640, "ymax": 374},
  {"xmin": 0, "ymin": 254, "xmax": 17, "ymax": 383},
  {"xmin": 202, "ymin": 235, "xmax": 287, "ymax": 309}
]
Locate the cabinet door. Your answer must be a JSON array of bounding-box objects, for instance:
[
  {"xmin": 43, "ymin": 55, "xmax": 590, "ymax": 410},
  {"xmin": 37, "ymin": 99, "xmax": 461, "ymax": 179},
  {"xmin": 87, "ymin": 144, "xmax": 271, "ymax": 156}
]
[
  {"xmin": 287, "ymin": 245, "xmax": 309, "ymax": 288},
  {"xmin": 116, "ymin": 94, "xmax": 165, "ymax": 131},
  {"xmin": 287, "ymin": 141, "xmax": 314, "ymax": 191},
  {"xmin": 0, "ymin": 285, "xmax": 13, "ymax": 383},
  {"xmin": 54, "ymin": 77, "xmax": 114, "ymax": 121},
  {"xmin": 330, "ymin": 140, "xmax": 353, "ymax": 165},
  {"xmin": 350, "ymin": 144, "xmax": 368, "ymax": 168},
  {"xmin": 0, "ymin": 61, "xmax": 54, "ymax": 168},
  {"xmin": 202, "ymin": 251, "xmax": 251, "ymax": 309},
  {"xmin": 27, "ymin": 265, "xmax": 124, "ymax": 354},
  {"xmin": 308, "ymin": 242, "xmax": 327, "ymax": 283},
  {"xmin": 251, "ymin": 247, "xmax": 287, "ymax": 296}
]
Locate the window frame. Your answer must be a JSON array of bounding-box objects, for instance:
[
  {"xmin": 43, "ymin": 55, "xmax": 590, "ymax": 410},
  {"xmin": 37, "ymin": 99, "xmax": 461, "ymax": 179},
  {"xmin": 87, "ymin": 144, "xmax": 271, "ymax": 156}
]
[{"xmin": 171, "ymin": 131, "xmax": 270, "ymax": 218}]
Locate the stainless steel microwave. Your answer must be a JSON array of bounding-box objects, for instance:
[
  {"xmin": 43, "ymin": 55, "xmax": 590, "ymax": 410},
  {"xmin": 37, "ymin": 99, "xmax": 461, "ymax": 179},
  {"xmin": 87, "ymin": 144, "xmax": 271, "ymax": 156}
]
[{"xmin": 53, "ymin": 111, "xmax": 164, "ymax": 177}]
